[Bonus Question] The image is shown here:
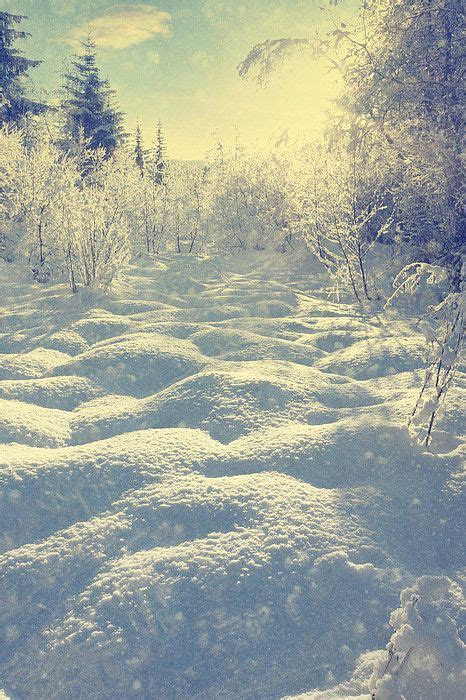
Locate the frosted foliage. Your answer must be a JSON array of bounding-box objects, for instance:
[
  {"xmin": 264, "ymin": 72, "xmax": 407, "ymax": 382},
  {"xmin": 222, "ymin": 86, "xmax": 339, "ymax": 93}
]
[
  {"xmin": 0, "ymin": 129, "xmax": 135, "ymax": 289},
  {"xmin": 1, "ymin": 128, "xmax": 313, "ymax": 268},
  {"xmin": 370, "ymin": 576, "xmax": 465, "ymax": 699},
  {"xmin": 127, "ymin": 143, "xmax": 296, "ymax": 256}
]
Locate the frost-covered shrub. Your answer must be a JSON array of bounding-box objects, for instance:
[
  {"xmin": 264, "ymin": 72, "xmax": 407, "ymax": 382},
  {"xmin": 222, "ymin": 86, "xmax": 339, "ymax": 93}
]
[
  {"xmin": 294, "ymin": 575, "xmax": 465, "ymax": 699},
  {"xmin": 0, "ymin": 126, "xmax": 135, "ymax": 290},
  {"xmin": 133, "ymin": 164, "xmax": 170, "ymax": 255},
  {"xmin": 129, "ymin": 143, "xmax": 294, "ymax": 256},
  {"xmin": 164, "ymin": 161, "xmax": 211, "ymax": 254},
  {"xmin": 73, "ymin": 149, "xmax": 136, "ymax": 289},
  {"xmin": 0, "ymin": 126, "xmax": 80, "ymax": 281},
  {"xmin": 387, "ymin": 263, "xmax": 464, "ymax": 445},
  {"xmin": 369, "ymin": 576, "xmax": 465, "ymax": 699},
  {"xmin": 391, "ymin": 130, "xmax": 464, "ymax": 291},
  {"xmin": 0, "ymin": 127, "xmax": 24, "ymax": 261},
  {"xmin": 289, "ymin": 140, "xmax": 394, "ymax": 302},
  {"xmin": 130, "ymin": 159, "xmax": 210, "ymax": 255},
  {"xmin": 207, "ymin": 142, "xmax": 294, "ymax": 252}
]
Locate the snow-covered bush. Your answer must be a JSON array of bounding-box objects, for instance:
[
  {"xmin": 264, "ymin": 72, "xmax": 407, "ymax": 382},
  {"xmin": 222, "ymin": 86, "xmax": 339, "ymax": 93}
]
[
  {"xmin": 0, "ymin": 126, "xmax": 135, "ymax": 290},
  {"xmin": 0, "ymin": 127, "xmax": 25, "ymax": 261},
  {"xmin": 73, "ymin": 148, "xmax": 136, "ymax": 289},
  {"xmin": 369, "ymin": 576, "xmax": 465, "ymax": 699},
  {"xmin": 130, "ymin": 158, "xmax": 210, "ymax": 255},
  {"xmin": 291, "ymin": 575, "xmax": 465, "ymax": 699},
  {"xmin": 387, "ymin": 263, "xmax": 464, "ymax": 445},
  {"xmin": 289, "ymin": 139, "xmax": 394, "ymax": 302},
  {"xmin": 207, "ymin": 141, "xmax": 294, "ymax": 252},
  {"xmin": 164, "ymin": 161, "xmax": 210, "ymax": 254},
  {"xmin": 0, "ymin": 126, "xmax": 80, "ymax": 281},
  {"xmin": 129, "ymin": 142, "xmax": 294, "ymax": 256},
  {"xmin": 133, "ymin": 163, "xmax": 170, "ymax": 255}
]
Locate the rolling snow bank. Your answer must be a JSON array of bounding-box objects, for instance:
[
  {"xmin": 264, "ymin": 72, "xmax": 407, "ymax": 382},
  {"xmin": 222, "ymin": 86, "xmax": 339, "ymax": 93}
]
[{"xmin": 0, "ymin": 253, "xmax": 464, "ymax": 699}]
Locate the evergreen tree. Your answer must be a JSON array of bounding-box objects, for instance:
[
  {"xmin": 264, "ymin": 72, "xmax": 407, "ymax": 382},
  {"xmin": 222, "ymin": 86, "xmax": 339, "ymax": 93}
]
[
  {"xmin": 154, "ymin": 120, "xmax": 166, "ymax": 185},
  {"xmin": 134, "ymin": 122, "xmax": 145, "ymax": 172},
  {"xmin": 61, "ymin": 37, "xmax": 125, "ymax": 158},
  {"xmin": 0, "ymin": 12, "xmax": 48, "ymax": 126}
]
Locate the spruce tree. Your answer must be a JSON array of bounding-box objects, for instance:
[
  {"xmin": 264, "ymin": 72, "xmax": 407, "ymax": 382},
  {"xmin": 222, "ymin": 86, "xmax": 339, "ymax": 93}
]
[
  {"xmin": 61, "ymin": 37, "xmax": 125, "ymax": 158},
  {"xmin": 134, "ymin": 122, "xmax": 145, "ymax": 172},
  {"xmin": 154, "ymin": 120, "xmax": 166, "ymax": 185},
  {"xmin": 0, "ymin": 12, "xmax": 48, "ymax": 126}
]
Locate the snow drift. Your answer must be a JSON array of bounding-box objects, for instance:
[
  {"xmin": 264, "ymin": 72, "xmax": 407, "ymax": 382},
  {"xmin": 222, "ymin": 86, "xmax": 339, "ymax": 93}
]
[{"xmin": 0, "ymin": 253, "xmax": 464, "ymax": 699}]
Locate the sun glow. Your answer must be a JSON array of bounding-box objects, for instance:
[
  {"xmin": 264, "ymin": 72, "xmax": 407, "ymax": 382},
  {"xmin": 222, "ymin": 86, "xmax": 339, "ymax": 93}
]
[{"xmin": 132, "ymin": 51, "xmax": 339, "ymax": 160}]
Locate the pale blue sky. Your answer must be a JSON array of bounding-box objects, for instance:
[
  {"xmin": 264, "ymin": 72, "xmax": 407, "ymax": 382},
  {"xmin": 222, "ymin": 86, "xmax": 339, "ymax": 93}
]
[{"xmin": 5, "ymin": 1, "xmax": 356, "ymax": 157}]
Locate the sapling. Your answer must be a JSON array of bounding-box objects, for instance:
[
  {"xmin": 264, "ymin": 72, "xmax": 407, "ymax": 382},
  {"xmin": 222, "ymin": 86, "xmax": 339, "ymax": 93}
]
[{"xmin": 387, "ymin": 263, "xmax": 464, "ymax": 445}]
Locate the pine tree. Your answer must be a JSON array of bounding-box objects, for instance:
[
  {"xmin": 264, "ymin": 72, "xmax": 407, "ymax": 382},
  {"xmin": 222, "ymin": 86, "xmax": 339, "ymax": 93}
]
[
  {"xmin": 61, "ymin": 37, "xmax": 125, "ymax": 158},
  {"xmin": 154, "ymin": 120, "xmax": 166, "ymax": 185},
  {"xmin": 0, "ymin": 12, "xmax": 48, "ymax": 126},
  {"xmin": 134, "ymin": 122, "xmax": 145, "ymax": 172}
]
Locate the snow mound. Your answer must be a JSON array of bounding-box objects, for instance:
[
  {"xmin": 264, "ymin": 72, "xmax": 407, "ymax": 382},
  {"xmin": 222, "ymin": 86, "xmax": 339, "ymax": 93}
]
[
  {"xmin": 0, "ymin": 375, "xmax": 103, "ymax": 409},
  {"xmin": 0, "ymin": 476, "xmax": 403, "ymax": 699},
  {"xmin": 52, "ymin": 332, "xmax": 208, "ymax": 397},
  {"xmin": 41, "ymin": 329, "xmax": 89, "ymax": 355},
  {"xmin": 0, "ymin": 428, "xmax": 224, "ymax": 551},
  {"xmin": 70, "ymin": 361, "xmax": 380, "ymax": 444},
  {"xmin": 68, "ymin": 309, "xmax": 137, "ymax": 344},
  {"xmin": 0, "ymin": 253, "xmax": 463, "ymax": 699},
  {"xmin": 0, "ymin": 348, "xmax": 71, "ymax": 379},
  {"xmin": 316, "ymin": 335, "xmax": 426, "ymax": 379},
  {"xmin": 0, "ymin": 398, "xmax": 70, "ymax": 447},
  {"xmin": 190, "ymin": 327, "xmax": 326, "ymax": 364}
]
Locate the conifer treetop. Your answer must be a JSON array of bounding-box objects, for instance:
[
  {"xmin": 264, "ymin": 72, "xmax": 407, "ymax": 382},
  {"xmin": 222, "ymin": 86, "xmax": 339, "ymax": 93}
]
[
  {"xmin": 61, "ymin": 34, "xmax": 125, "ymax": 158},
  {"xmin": 0, "ymin": 11, "xmax": 47, "ymax": 125}
]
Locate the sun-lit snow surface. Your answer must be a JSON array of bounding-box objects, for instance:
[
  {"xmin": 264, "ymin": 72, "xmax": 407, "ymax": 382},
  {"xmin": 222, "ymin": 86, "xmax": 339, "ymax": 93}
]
[{"xmin": 0, "ymin": 253, "xmax": 464, "ymax": 700}]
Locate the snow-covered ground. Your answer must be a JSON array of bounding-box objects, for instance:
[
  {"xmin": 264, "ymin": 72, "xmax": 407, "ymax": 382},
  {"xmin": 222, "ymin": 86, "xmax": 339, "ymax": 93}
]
[{"xmin": 0, "ymin": 253, "xmax": 464, "ymax": 699}]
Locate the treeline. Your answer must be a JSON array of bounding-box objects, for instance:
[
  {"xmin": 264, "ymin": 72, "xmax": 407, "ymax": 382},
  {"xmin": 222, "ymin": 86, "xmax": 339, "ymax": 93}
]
[
  {"xmin": 2, "ymin": 5, "xmax": 463, "ymax": 294},
  {"xmin": 1, "ymin": 126, "xmax": 296, "ymax": 283}
]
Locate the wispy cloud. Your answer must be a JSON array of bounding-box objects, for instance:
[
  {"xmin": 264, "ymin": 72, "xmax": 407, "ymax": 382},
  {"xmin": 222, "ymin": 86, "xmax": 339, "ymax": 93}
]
[{"xmin": 69, "ymin": 4, "xmax": 171, "ymax": 50}]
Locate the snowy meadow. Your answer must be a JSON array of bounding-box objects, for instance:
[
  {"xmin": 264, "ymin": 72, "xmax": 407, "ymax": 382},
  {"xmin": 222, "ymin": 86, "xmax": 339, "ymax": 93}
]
[{"xmin": 0, "ymin": 2, "xmax": 464, "ymax": 699}]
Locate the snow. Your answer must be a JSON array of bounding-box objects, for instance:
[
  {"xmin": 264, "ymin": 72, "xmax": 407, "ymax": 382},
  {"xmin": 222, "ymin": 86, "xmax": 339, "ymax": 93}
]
[
  {"xmin": 315, "ymin": 335, "xmax": 427, "ymax": 379},
  {"xmin": 0, "ymin": 252, "xmax": 464, "ymax": 699},
  {"xmin": 0, "ymin": 347, "xmax": 71, "ymax": 380},
  {"xmin": 289, "ymin": 576, "xmax": 466, "ymax": 700},
  {"xmin": 0, "ymin": 375, "xmax": 103, "ymax": 410},
  {"xmin": 51, "ymin": 331, "xmax": 208, "ymax": 398},
  {"xmin": 0, "ymin": 397, "xmax": 70, "ymax": 447}
]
